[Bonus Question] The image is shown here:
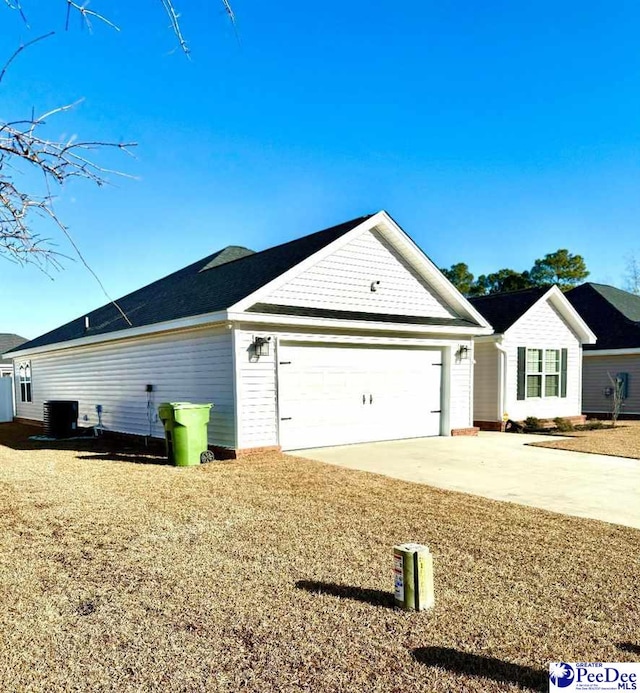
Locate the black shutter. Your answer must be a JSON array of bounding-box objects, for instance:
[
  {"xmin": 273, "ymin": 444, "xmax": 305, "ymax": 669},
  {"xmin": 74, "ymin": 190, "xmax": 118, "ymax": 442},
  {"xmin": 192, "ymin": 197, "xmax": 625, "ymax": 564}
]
[
  {"xmin": 517, "ymin": 347, "xmax": 526, "ymax": 400},
  {"xmin": 560, "ymin": 348, "xmax": 568, "ymax": 398}
]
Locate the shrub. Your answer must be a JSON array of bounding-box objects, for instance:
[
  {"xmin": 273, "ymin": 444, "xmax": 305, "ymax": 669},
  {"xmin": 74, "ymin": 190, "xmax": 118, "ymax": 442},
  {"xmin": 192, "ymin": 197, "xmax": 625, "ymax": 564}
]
[
  {"xmin": 553, "ymin": 417, "xmax": 574, "ymax": 432},
  {"xmin": 575, "ymin": 420, "xmax": 606, "ymax": 431},
  {"xmin": 523, "ymin": 416, "xmax": 542, "ymax": 431}
]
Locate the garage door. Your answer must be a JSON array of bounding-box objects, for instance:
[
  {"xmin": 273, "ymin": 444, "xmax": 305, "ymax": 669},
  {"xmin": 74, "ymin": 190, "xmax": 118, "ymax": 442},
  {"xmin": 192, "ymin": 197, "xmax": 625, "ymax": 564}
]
[{"xmin": 277, "ymin": 343, "xmax": 442, "ymax": 450}]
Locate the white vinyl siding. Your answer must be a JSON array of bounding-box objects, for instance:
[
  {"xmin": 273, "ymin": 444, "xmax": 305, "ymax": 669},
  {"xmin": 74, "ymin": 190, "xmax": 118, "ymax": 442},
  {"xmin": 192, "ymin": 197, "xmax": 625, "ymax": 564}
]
[
  {"xmin": 473, "ymin": 341, "xmax": 500, "ymax": 422},
  {"xmin": 449, "ymin": 340, "xmax": 474, "ymax": 430},
  {"xmin": 264, "ymin": 228, "xmax": 457, "ymax": 319},
  {"xmin": 582, "ymin": 354, "xmax": 640, "ymax": 415},
  {"xmin": 234, "ymin": 326, "xmax": 474, "ymax": 449},
  {"xmin": 503, "ymin": 299, "xmax": 582, "ymax": 421},
  {"xmin": 234, "ymin": 330, "xmax": 278, "ymax": 450},
  {"xmin": 14, "ymin": 327, "xmax": 235, "ymax": 448}
]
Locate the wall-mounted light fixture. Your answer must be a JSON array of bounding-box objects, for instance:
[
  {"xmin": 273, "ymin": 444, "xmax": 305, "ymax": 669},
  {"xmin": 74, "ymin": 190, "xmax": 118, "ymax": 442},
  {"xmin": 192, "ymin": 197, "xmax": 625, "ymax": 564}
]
[
  {"xmin": 456, "ymin": 345, "xmax": 470, "ymax": 360},
  {"xmin": 370, "ymin": 280, "xmax": 381, "ymax": 292},
  {"xmin": 252, "ymin": 336, "xmax": 271, "ymax": 357}
]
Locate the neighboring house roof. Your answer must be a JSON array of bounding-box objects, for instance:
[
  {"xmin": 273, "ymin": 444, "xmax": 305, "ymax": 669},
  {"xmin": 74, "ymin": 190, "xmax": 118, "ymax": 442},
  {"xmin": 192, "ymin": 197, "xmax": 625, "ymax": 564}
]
[
  {"xmin": 8, "ymin": 216, "xmax": 372, "ymax": 354},
  {"xmin": 469, "ymin": 285, "xmax": 596, "ymax": 344},
  {"xmin": 566, "ymin": 283, "xmax": 640, "ymax": 350},
  {"xmin": 0, "ymin": 333, "xmax": 27, "ymax": 365},
  {"xmin": 468, "ymin": 287, "xmax": 549, "ymax": 333}
]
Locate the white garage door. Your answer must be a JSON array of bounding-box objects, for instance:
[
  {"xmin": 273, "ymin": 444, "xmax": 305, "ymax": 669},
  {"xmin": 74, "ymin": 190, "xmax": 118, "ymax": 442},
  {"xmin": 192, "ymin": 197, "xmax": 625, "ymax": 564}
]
[{"xmin": 278, "ymin": 343, "xmax": 443, "ymax": 450}]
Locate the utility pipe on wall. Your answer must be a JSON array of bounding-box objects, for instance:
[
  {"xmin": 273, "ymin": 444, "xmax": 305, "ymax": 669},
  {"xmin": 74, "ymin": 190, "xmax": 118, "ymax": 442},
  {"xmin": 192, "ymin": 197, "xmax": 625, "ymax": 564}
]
[{"xmin": 495, "ymin": 340, "xmax": 508, "ymax": 423}]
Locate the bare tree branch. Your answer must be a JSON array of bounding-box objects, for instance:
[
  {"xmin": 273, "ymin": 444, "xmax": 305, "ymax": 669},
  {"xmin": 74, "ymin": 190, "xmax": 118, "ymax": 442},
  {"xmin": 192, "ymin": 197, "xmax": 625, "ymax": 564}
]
[
  {"xmin": 65, "ymin": 1, "xmax": 120, "ymax": 33},
  {"xmin": 0, "ymin": 103, "xmax": 136, "ymax": 270},
  {"xmin": 0, "ymin": 31, "xmax": 54, "ymax": 85},
  {"xmin": 0, "ymin": 0, "xmax": 235, "ymax": 314},
  {"xmin": 159, "ymin": 0, "xmax": 190, "ymax": 55},
  {"xmin": 607, "ymin": 372, "xmax": 625, "ymax": 427},
  {"xmin": 42, "ymin": 188, "xmax": 133, "ymax": 325},
  {"xmin": 0, "ymin": 0, "xmax": 236, "ymax": 268},
  {"xmin": 3, "ymin": 0, "xmax": 28, "ymax": 26},
  {"xmin": 0, "ymin": 0, "xmax": 236, "ymax": 329},
  {"xmin": 220, "ymin": 0, "xmax": 239, "ymax": 43}
]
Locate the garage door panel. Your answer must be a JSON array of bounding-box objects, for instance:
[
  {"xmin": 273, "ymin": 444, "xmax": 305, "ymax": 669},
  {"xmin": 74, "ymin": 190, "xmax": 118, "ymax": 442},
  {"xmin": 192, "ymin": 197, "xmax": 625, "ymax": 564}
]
[{"xmin": 278, "ymin": 343, "xmax": 442, "ymax": 450}]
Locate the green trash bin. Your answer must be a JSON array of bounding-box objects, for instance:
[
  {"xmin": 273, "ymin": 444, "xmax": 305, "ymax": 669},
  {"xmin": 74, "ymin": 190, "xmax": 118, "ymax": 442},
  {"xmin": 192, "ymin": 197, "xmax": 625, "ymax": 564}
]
[{"xmin": 158, "ymin": 402, "xmax": 213, "ymax": 467}]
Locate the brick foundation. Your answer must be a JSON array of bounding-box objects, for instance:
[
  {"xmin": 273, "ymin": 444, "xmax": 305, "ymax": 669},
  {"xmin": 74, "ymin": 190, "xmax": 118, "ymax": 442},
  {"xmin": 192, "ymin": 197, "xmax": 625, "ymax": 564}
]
[
  {"xmin": 532, "ymin": 415, "xmax": 587, "ymax": 429},
  {"xmin": 451, "ymin": 427, "xmax": 479, "ymax": 436},
  {"xmin": 474, "ymin": 420, "xmax": 506, "ymax": 432}
]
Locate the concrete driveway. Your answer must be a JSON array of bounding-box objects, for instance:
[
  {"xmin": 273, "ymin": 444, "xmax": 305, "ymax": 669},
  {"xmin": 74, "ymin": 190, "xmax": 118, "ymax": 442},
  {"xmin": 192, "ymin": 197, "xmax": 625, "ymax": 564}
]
[{"xmin": 291, "ymin": 432, "xmax": 640, "ymax": 529}]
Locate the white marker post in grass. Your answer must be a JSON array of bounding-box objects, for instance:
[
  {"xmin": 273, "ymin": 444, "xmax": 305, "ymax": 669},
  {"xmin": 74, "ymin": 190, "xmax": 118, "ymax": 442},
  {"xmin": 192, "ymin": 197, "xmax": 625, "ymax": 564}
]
[{"xmin": 393, "ymin": 543, "xmax": 434, "ymax": 611}]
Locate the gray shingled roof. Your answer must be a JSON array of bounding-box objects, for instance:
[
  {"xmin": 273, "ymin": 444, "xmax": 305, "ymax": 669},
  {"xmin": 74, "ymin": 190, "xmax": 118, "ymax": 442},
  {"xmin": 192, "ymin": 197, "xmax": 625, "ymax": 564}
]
[
  {"xmin": 198, "ymin": 246, "xmax": 254, "ymax": 272},
  {"xmin": 7, "ymin": 216, "xmax": 373, "ymax": 353},
  {"xmin": 468, "ymin": 287, "xmax": 549, "ymax": 333},
  {"xmin": 566, "ymin": 283, "xmax": 640, "ymax": 350},
  {"xmin": 0, "ymin": 333, "xmax": 27, "ymax": 363}
]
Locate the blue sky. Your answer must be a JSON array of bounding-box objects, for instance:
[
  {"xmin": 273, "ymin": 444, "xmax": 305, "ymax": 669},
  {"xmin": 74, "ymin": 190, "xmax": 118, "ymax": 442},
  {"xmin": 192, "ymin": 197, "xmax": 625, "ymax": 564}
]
[{"xmin": 2, "ymin": 1, "xmax": 640, "ymax": 338}]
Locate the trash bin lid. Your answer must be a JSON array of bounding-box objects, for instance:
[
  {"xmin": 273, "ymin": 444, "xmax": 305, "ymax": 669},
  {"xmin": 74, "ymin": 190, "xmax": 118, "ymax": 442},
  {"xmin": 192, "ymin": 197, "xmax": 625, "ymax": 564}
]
[{"xmin": 170, "ymin": 402, "xmax": 213, "ymax": 410}]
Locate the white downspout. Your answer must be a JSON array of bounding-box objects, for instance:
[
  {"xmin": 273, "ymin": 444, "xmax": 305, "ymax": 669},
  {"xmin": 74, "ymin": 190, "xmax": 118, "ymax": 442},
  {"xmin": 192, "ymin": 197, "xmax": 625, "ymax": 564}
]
[
  {"xmin": 495, "ymin": 339, "xmax": 508, "ymax": 424},
  {"xmin": 468, "ymin": 340, "xmax": 474, "ymax": 429}
]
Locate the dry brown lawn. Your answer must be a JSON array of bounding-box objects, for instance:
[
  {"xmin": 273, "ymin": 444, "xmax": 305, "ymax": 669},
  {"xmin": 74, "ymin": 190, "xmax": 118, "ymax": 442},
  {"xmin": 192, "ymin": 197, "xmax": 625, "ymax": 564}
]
[
  {"xmin": 0, "ymin": 423, "xmax": 638, "ymax": 692},
  {"xmin": 532, "ymin": 420, "xmax": 640, "ymax": 459}
]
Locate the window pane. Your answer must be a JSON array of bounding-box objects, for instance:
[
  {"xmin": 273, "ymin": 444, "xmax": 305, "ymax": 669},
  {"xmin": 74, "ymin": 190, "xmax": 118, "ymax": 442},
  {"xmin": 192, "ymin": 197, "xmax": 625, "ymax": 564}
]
[
  {"xmin": 18, "ymin": 361, "xmax": 32, "ymax": 402},
  {"xmin": 545, "ymin": 350, "xmax": 560, "ymax": 373},
  {"xmin": 527, "ymin": 374, "xmax": 542, "ymax": 397},
  {"xmin": 527, "ymin": 349, "xmax": 542, "ymax": 373},
  {"xmin": 545, "ymin": 374, "xmax": 559, "ymax": 397}
]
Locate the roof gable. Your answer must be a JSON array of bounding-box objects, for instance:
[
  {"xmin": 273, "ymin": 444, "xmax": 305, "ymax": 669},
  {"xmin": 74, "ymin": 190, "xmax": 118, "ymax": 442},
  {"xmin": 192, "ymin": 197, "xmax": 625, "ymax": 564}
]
[
  {"xmin": 471, "ymin": 286, "xmax": 596, "ymax": 344},
  {"xmin": 253, "ymin": 226, "xmax": 458, "ymax": 320}
]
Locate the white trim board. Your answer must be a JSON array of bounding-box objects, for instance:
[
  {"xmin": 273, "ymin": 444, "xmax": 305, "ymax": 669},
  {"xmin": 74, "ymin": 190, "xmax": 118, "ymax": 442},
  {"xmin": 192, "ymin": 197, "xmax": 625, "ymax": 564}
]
[{"xmin": 6, "ymin": 312, "xmax": 230, "ymax": 359}]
